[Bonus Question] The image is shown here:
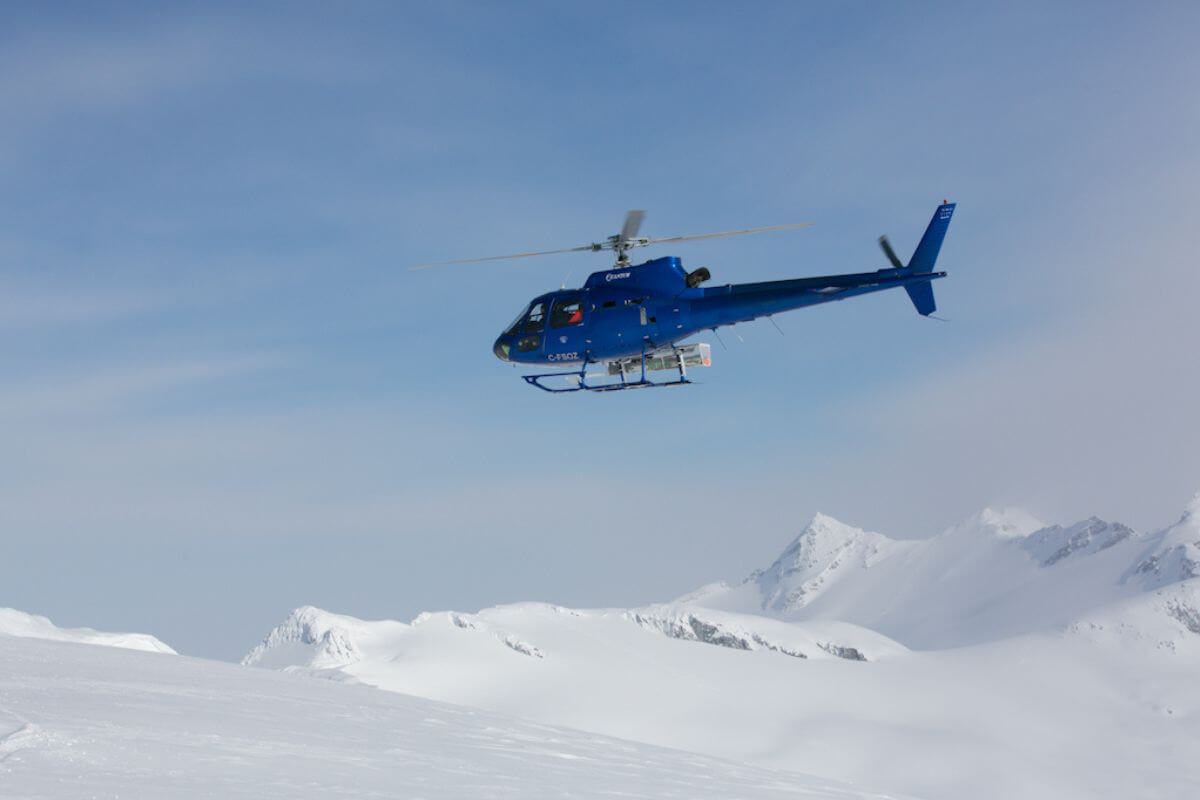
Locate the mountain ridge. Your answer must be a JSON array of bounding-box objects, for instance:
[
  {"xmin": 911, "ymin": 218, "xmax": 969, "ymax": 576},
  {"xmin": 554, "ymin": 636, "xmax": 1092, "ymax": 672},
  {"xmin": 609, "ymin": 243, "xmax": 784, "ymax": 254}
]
[
  {"xmin": 684, "ymin": 501, "xmax": 1197, "ymax": 648},
  {"xmin": 0, "ymin": 607, "xmax": 176, "ymax": 655}
]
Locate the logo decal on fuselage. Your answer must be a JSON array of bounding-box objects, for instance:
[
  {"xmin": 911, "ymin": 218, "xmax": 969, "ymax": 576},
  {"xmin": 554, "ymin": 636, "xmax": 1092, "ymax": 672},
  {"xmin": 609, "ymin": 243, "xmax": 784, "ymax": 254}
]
[{"xmin": 605, "ymin": 271, "xmax": 631, "ymax": 282}]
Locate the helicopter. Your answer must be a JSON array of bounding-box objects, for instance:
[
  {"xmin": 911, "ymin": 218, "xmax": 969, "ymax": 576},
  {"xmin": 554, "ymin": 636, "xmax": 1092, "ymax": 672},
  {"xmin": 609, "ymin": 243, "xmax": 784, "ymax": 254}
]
[{"xmin": 420, "ymin": 202, "xmax": 955, "ymax": 392}]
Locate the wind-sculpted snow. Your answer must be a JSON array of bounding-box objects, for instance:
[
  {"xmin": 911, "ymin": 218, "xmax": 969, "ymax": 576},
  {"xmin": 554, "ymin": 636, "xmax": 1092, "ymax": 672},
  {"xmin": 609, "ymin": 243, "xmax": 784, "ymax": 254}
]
[
  {"xmin": 817, "ymin": 642, "xmax": 866, "ymax": 661},
  {"xmin": 0, "ymin": 607, "xmax": 175, "ymax": 654},
  {"xmin": 501, "ymin": 634, "xmax": 544, "ymax": 658},
  {"xmin": 1, "ymin": 635, "xmax": 898, "ymax": 800}
]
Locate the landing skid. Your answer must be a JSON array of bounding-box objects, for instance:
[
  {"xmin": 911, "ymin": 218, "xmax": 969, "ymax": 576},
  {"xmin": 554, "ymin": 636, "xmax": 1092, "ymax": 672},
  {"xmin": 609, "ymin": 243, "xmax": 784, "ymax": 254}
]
[
  {"xmin": 523, "ymin": 344, "xmax": 705, "ymax": 393},
  {"xmin": 522, "ymin": 371, "xmax": 693, "ymax": 393}
]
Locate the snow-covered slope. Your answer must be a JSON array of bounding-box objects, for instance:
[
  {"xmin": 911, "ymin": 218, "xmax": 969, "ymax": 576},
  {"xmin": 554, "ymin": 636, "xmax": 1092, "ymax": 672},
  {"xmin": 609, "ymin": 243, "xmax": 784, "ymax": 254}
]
[
  {"xmin": 0, "ymin": 607, "xmax": 175, "ymax": 654},
  {"xmin": 243, "ymin": 599, "xmax": 1200, "ymax": 800},
  {"xmin": 685, "ymin": 501, "xmax": 1199, "ymax": 648},
  {"xmin": 1123, "ymin": 493, "xmax": 1200, "ymax": 590},
  {"xmin": 240, "ymin": 495, "xmax": 1200, "ymax": 800},
  {"xmin": 0, "ymin": 634, "xmax": 900, "ymax": 800},
  {"xmin": 1067, "ymin": 577, "xmax": 1200, "ymax": 655},
  {"xmin": 244, "ymin": 602, "xmax": 903, "ymax": 672}
]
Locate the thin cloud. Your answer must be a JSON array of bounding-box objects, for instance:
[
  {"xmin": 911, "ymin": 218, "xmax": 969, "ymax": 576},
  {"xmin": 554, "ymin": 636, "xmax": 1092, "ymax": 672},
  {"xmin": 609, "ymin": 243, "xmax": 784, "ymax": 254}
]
[
  {"xmin": 1, "ymin": 354, "xmax": 289, "ymax": 420},
  {"xmin": 0, "ymin": 284, "xmax": 170, "ymax": 330}
]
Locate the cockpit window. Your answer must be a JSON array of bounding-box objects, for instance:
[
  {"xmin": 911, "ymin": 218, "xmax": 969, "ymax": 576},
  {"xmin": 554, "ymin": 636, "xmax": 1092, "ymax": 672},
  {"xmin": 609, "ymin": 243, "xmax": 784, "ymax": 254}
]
[
  {"xmin": 523, "ymin": 302, "xmax": 546, "ymax": 333},
  {"xmin": 506, "ymin": 302, "xmax": 546, "ymax": 335},
  {"xmin": 550, "ymin": 295, "xmax": 584, "ymax": 328},
  {"xmin": 504, "ymin": 305, "xmax": 529, "ymax": 335}
]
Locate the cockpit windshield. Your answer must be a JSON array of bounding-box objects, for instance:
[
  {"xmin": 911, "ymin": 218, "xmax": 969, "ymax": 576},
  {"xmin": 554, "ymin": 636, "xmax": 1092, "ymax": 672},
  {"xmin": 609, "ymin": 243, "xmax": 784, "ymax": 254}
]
[
  {"xmin": 505, "ymin": 301, "xmax": 546, "ymax": 335},
  {"xmin": 504, "ymin": 305, "xmax": 529, "ymax": 335}
]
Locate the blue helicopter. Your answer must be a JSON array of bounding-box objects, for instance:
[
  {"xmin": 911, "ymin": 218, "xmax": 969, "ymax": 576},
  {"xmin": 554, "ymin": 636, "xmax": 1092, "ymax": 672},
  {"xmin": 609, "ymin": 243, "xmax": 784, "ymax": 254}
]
[{"xmin": 426, "ymin": 202, "xmax": 954, "ymax": 392}]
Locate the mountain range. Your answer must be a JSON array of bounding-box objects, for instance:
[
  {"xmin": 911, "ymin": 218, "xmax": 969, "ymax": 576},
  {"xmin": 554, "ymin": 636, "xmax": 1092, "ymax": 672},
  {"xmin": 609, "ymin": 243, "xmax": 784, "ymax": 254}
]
[
  {"xmin": 236, "ymin": 496, "xmax": 1200, "ymax": 799},
  {"xmin": 5, "ymin": 495, "xmax": 1199, "ymax": 799}
]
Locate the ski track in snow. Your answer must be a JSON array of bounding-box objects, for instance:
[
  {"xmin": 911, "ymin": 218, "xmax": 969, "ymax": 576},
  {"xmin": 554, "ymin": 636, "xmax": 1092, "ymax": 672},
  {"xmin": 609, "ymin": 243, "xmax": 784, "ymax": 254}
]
[{"xmin": 0, "ymin": 709, "xmax": 38, "ymax": 763}]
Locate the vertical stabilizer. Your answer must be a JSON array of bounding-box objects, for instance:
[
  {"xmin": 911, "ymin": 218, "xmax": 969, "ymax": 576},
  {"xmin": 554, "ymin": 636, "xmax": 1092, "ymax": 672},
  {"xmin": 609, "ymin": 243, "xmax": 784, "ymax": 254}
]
[
  {"xmin": 903, "ymin": 202, "xmax": 955, "ymax": 316},
  {"xmin": 908, "ymin": 202, "xmax": 955, "ymax": 273}
]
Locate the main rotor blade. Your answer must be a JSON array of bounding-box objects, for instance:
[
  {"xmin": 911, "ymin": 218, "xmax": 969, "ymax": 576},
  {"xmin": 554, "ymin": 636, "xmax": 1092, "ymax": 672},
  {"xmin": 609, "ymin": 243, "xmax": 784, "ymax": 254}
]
[
  {"xmin": 413, "ymin": 217, "xmax": 812, "ymax": 269},
  {"xmin": 644, "ymin": 221, "xmax": 813, "ymax": 246},
  {"xmin": 878, "ymin": 235, "xmax": 904, "ymax": 268},
  {"xmin": 412, "ymin": 243, "xmax": 597, "ymax": 270},
  {"xmin": 620, "ymin": 209, "xmax": 646, "ymax": 242}
]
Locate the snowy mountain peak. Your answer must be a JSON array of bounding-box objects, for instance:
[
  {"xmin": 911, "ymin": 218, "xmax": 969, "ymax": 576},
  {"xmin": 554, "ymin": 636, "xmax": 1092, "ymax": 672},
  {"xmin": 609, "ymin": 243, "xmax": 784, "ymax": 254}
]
[
  {"xmin": 753, "ymin": 513, "xmax": 906, "ymax": 614},
  {"xmin": 242, "ymin": 605, "xmax": 389, "ymax": 669},
  {"xmin": 807, "ymin": 511, "xmax": 861, "ymax": 534},
  {"xmin": 947, "ymin": 506, "xmax": 1046, "ymax": 539},
  {"xmin": 677, "ymin": 497, "xmax": 1200, "ymax": 649},
  {"xmin": 1182, "ymin": 491, "xmax": 1200, "ymax": 524},
  {"xmin": 776, "ymin": 512, "xmax": 893, "ymax": 557},
  {"xmin": 1125, "ymin": 494, "xmax": 1200, "ymax": 590}
]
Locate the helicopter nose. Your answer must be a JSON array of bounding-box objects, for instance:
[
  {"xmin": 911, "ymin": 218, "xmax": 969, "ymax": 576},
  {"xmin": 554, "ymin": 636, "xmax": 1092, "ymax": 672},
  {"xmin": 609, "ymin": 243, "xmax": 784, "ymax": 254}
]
[{"xmin": 493, "ymin": 337, "xmax": 511, "ymax": 362}]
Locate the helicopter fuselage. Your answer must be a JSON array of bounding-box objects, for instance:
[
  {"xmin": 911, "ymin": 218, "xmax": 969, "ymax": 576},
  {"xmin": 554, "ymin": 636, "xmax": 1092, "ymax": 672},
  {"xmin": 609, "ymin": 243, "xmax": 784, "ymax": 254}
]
[{"xmin": 492, "ymin": 254, "xmax": 946, "ymax": 367}]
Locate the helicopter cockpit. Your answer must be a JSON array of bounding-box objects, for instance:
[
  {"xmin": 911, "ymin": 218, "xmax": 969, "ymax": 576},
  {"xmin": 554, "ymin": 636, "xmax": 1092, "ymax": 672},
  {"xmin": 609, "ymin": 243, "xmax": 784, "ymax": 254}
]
[{"xmin": 494, "ymin": 294, "xmax": 586, "ymax": 362}]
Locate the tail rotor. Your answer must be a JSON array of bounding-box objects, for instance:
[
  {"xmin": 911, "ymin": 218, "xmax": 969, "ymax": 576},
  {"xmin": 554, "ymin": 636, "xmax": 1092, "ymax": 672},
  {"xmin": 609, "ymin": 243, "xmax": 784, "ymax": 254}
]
[{"xmin": 878, "ymin": 235, "xmax": 904, "ymax": 268}]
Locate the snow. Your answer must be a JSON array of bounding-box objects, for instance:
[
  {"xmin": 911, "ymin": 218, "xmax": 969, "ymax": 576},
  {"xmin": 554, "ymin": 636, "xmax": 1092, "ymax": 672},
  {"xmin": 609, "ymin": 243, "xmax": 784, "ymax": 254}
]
[
  {"xmin": 240, "ymin": 601, "xmax": 1200, "ymax": 799},
  {"xmin": 0, "ymin": 607, "xmax": 176, "ymax": 654},
  {"xmin": 239, "ymin": 498, "xmax": 1200, "ymax": 800},
  {"xmin": 241, "ymin": 604, "xmax": 407, "ymax": 669},
  {"xmin": 1124, "ymin": 496, "xmax": 1200, "ymax": 589},
  {"xmin": 1068, "ymin": 578, "xmax": 1200, "ymax": 655},
  {"xmin": 623, "ymin": 604, "xmax": 906, "ymax": 661},
  {"xmin": 9, "ymin": 498, "xmax": 1200, "ymax": 799},
  {"xmin": 944, "ymin": 506, "xmax": 1047, "ymax": 539},
  {"xmin": 239, "ymin": 604, "xmax": 1200, "ymax": 800},
  {"xmin": 684, "ymin": 505, "xmax": 1194, "ymax": 648},
  {"xmin": 749, "ymin": 513, "xmax": 910, "ymax": 616},
  {"xmin": 0, "ymin": 635, "xmax": 899, "ymax": 800},
  {"xmin": 1021, "ymin": 517, "xmax": 1134, "ymax": 566}
]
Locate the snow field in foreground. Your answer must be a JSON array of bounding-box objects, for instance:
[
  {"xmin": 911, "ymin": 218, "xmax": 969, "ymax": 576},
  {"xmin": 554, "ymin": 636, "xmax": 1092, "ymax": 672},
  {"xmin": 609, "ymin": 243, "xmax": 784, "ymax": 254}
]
[
  {"xmin": 0, "ymin": 634, "xmax": 905, "ymax": 800},
  {"xmin": 243, "ymin": 600, "xmax": 1200, "ymax": 800}
]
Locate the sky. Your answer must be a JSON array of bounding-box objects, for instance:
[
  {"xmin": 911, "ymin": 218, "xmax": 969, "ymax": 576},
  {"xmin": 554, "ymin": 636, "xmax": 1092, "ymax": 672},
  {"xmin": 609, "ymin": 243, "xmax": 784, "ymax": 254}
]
[{"xmin": 2, "ymin": 1, "xmax": 1199, "ymax": 660}]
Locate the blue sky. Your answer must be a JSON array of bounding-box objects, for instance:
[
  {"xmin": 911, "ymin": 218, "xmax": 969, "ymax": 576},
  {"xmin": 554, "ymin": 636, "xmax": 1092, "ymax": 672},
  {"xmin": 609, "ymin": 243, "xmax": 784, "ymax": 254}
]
[{"xmin": 3, "ymin": 2, "xmax": 1199, "ymax": 658}]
